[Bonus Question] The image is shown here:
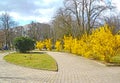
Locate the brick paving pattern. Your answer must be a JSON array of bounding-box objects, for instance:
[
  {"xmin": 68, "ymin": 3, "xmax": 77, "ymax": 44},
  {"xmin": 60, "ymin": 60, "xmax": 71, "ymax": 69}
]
[{"xmin": 0, "ymin": 52, "xmax": 120, "ymax": 83}]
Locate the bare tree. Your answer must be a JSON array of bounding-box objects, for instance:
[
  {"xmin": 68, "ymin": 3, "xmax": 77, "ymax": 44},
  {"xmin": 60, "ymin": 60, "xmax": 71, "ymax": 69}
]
[
  {"xmin": 64, "ymin": 0, "xmax": 114, "ymax": 34},
  {"xmin": 64, "ymin": 0, "xmax": 82, "ymax": 34},
  {"xmin": 104, "ymin": 15, "xmax": 120, "ymax": 34},
  {"xmin": 0, "ymin": 12, "xmax": 17, "ymax": 49},
  {"xmin": 28, "ymin": 21, "xmax": 37, "ymax": 40},
  {"xmin": 0, "ymin": 30, "xmax": 5, "ymax": 49},
  {"xmin": 52, "ymin": 7, "xmax": 74, "ymax": 40},
  {"xmin": 27, "ymin": 22, "xmax": 51, "ymax": 41}
]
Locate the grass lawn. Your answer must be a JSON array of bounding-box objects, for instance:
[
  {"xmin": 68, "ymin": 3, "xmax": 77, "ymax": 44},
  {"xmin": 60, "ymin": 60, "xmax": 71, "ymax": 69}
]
[
  {"xmin": 110, "ymin": 55, "xmax": 120, "ymax": 64},
  {"xmin": 4, "ymin": 52, "xmax": 58, "ymax": 71},
  {"xmin": 0, "ymin": 50, "xmax": 12, "ymax": 53}
]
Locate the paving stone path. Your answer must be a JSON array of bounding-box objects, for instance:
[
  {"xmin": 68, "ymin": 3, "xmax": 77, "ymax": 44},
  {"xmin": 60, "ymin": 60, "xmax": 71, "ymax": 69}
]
[{"xmin": 0, "ymin": 52, "xmax": 120, "ymax": 83}]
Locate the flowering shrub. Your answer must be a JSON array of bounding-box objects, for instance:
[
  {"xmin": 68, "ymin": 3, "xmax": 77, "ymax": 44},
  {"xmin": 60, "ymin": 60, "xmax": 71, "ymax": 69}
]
[
  {"xmin": 71, "ymin": 38, "xmax": 78, "ymax": 54},
  {"xmin": 36, "ymin": 41, "xmax": 44, "ymax": 50},
  {"xmin": 61, "ymin": 24, "xmax": 120, "ymax": 62},
  {"xmin": 36, "ymin": 24, "xmax": 120, "ymax": 62},
  {"xmin": 63, "ymin": 36, "xmax": 73, "ymax": 52},
  {"xmin": 86, "ymin": 25, "xmax": 115, "ymax": 61},
  {"xmin": 44, "ymin": 39, "xmax": 52, "ymax": 51},
  {"xmin": 55, "ymin": 40, "xmax": 62, "ymax": 51},
  {"xmin": 36, "ymin": 39, "xmax": 52, "ymax": 51}
]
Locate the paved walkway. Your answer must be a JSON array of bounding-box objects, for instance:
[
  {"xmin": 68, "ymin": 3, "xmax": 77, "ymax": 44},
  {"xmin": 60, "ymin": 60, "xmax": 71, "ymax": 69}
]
[{"xmin": 0, "ymin": 52, "xmax": 120, "ymax": 83}]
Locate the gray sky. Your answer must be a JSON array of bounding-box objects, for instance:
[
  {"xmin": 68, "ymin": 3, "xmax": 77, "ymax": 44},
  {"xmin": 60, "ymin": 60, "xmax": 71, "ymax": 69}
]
[
  {"xmin": 0, "ymin": 0, "xmax": 119, "ymax": 26},
  {"xmin": 0, "ymin": 0, "xmax": 64, "ymax": 25}
]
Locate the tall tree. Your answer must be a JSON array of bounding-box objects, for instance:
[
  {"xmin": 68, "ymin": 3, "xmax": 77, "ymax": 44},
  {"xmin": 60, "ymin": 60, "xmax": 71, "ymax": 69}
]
[
  {"xmin": 28, "ymin": 21, "xmax": 37, "ymax": 40},
  {"xmin": 27, "ymin": 22, "xmax": 51, "ymax": 41},
  {"xmin": 52, "ymin": 7, "xmax": 75, "ymax": 40},
  {"xmin": 64, "ymin": 0, "xmax": 114, "ymax": 34},
  {"xmin": 0, "ymin": 12, "xmax": 17, "ymax": 49}
]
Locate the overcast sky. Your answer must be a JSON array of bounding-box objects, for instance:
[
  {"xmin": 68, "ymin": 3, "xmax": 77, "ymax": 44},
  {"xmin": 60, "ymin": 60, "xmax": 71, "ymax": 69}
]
[
  {"xmin": 0, "ymin": 0, "xmax": 64, "ymax": 26},
  {"xmin": 113, "ymin": 0, "xmax": 120, "ymax": 11},
  {"xmin": 0, "ymin": 0, "xmax": 119, "ymax": 26}
]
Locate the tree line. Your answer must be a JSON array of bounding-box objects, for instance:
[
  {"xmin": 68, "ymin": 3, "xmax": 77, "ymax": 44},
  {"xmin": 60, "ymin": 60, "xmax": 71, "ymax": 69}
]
[
  {"xmin": 0, "ymin": 13, "xmax": 51, "ymax": 49},
  {"xmin": 0, "ymin": 0, "xmax": 120, "ymax": 49},
  {"xmin": 52, "ymin": 0, "xmax": 119, "ymax": 40}
]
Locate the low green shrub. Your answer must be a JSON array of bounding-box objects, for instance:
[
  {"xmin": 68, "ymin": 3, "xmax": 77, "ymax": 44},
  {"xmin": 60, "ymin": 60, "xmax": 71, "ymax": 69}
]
[
  {"xmin": 110, "ymin": 55, "xmax": 120, "ymax": 64},
  {"xmin": 14, "ymin": 37, "xmax": 35, "ymax": 53}
]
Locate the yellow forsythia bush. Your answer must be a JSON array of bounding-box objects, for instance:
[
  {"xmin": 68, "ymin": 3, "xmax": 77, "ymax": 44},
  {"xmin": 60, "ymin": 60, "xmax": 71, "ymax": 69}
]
[
  {"xmin": 55, "ymin": 40, "xmax": 62, "ymax": 51},
  {"xmin": 36, "ymin": 41, "xmax": 44, "ymax": 50},
  {"xmin": 71, "ymin": 38, "xmax": 78, "ymax": 54},
  {"xmin": 36, "ymin": 39, "xmax": 52, "ymax": 51},
  {"xmin": 63, "ymin": 36, "xmax": 73, "ymax": 52},
  {"xmin": 36, "ymin": 24, "xmax": 120, "ymax": 62},
  {"xmin": 61, "ymin": 24, "xmax": 120, "ymax": 62},
  {"xmin": 44, "ymin": 39, "xmax": 52, "ymax": 51}
]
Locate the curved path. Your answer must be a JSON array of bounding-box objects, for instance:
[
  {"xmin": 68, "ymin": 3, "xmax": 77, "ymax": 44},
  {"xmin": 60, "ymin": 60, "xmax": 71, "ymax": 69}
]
[{"xmin": 0, "ymin": 52, "xmax": 120, "ymax": 83}]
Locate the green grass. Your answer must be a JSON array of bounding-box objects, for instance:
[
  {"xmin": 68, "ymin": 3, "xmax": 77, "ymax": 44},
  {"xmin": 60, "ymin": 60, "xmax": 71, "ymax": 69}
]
[
  {"xmin": 4, "ymin": 52, "xmax": 58, "ymax": 71},
  {"xmin": 110, "ymin": 55, "xmax": 120, "ymax": 64},
  {"xmin": 0, "ymin": 50, "xmax": 12, "ymax": 53}
]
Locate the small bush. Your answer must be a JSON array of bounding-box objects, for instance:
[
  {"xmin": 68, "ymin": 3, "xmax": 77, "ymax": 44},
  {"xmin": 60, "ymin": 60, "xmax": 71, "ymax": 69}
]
[
  {"xmin": 110, "ymin": 55, "xmax": 120, "ymax": 64},
  {"xmin": 14, "ymin": 37, "xmax": 35, "ymax": 53}
]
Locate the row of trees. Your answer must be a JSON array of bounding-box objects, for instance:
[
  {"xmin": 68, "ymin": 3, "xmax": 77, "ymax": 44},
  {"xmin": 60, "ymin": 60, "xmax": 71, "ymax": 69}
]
[
  {"xmin": 0, "ymin": 13, "xmax": 52, "ymax": 49},
  {"xmin": 0, "ymin": 0, "xmax": 120, "ymax": 49},
  {"xmin": 13, "ymin": 22, "xmax": 51, "ymax": 41},
  {"xmin": 27, "ymin": 22, "xmax": 52, "ymax": 41},
  {"xmin": 51, "ymin": 0, "xmax": 119, "ymax": 40}
]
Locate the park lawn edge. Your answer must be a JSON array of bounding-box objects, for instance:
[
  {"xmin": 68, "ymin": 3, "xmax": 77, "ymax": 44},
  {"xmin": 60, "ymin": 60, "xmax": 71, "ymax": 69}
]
[{"xmin": 4, "ymin": 52, "xmax": 58, "ymax": 71}]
